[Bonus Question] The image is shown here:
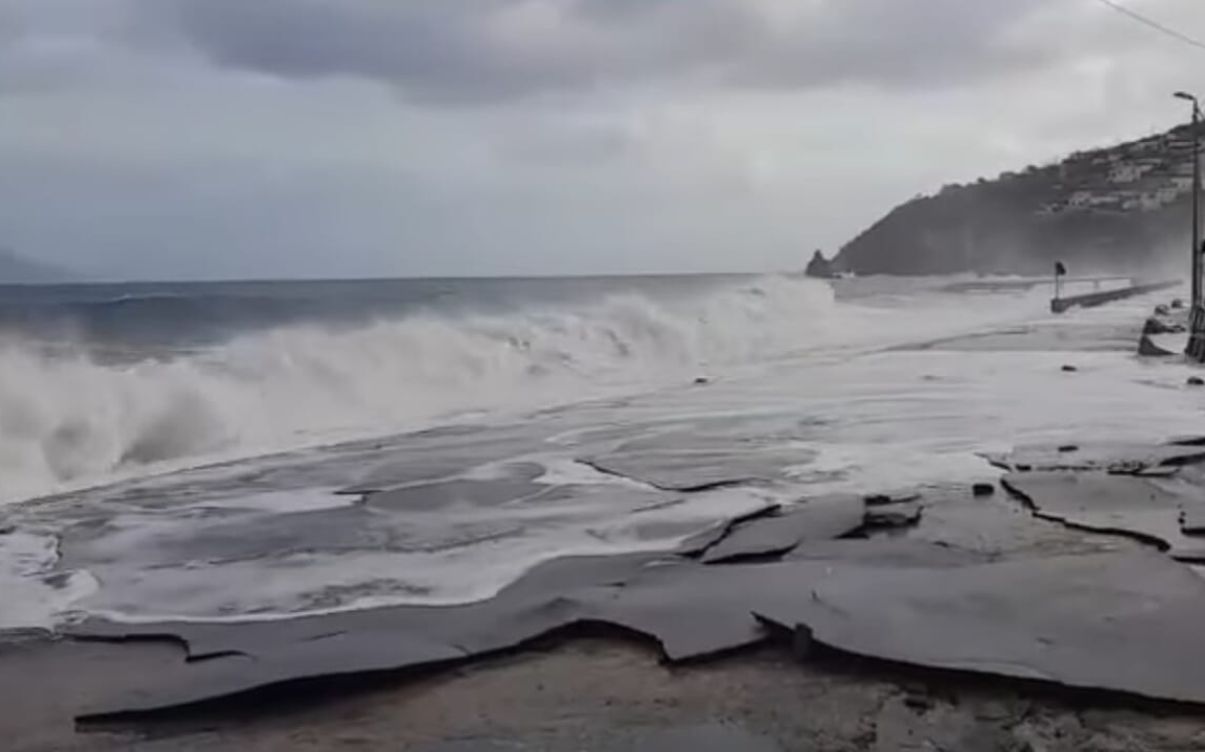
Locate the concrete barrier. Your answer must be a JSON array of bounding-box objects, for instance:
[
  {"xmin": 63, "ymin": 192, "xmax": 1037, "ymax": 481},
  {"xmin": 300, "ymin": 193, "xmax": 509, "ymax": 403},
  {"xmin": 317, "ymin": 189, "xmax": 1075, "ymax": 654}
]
[
  {"xmin": 946, "ymin": 276, "xmax": 1133, "ymax": 293},
  {"xmin": 1050, "ymin": 281, "xmax": 1180, "ymax": 314}
]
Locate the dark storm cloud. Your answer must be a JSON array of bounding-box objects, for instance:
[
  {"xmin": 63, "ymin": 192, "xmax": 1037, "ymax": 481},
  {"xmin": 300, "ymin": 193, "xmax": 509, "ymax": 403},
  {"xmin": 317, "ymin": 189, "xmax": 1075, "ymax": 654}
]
[
  {"xmin": 141, "ymin": 0, "xmax": 1056, "ymax": 103},
  {"xmin": 4, "ymin": 0, "xmax": 1180, "ymax": 280},
  {"xmin": 134, "ymin": 0, "xmax": 758, "ymax": 103}
]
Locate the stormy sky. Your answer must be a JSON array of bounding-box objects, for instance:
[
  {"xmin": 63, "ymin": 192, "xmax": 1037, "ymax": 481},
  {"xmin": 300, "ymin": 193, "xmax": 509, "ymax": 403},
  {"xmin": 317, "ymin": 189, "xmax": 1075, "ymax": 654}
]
[{"xmin": 2, "ymin": 0, "xmax": 1205, "ymax": 280}]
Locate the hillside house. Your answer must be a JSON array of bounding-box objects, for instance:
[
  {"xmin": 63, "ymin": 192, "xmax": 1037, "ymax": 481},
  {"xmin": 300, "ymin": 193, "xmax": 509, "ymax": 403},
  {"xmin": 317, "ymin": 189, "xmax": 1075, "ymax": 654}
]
[
  {"xmin": 1157, "ymin": 185, "xmax": 1181, "ymax": 204},
  {"xmin": 1130, "ymin": 138, "xmax": 1162, "ymax": 154},
  {"xmin": 1120, "ymin": 192, "xmax": 1154, "ymax": 211},
  {"xmin": 1068, "ymin": 191, "xmax": 1094, "ymax": 209},
  {"xmin": 1108, "ymin": 162, "xmax": 1151, "ymax": 183}
]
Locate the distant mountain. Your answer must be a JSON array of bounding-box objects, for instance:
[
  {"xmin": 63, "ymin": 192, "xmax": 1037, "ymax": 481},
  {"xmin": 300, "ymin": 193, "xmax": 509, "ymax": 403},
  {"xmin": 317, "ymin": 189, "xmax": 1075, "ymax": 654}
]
[
  {"xmin": 0, "ymin": 247, "xmax": 73, "ymax": 284},
  {"xmin": 834, "ymin": 124, "xmax": 1204, "ymax": 276}
]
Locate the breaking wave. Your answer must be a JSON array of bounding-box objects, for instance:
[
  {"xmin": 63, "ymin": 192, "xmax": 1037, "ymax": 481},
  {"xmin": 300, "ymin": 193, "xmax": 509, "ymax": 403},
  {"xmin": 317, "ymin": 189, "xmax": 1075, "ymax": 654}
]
[
  {"xmin": 0, "ymin": 275, "xmax": 1035, "ymax": 505},
  {"xmin": 0, "ymin": 276, "xmax": 846, "ymax": 502}
]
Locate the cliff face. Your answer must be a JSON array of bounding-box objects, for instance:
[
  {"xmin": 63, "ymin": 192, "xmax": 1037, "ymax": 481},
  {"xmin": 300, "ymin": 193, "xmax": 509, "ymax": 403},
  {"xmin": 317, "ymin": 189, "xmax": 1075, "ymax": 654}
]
[{"xmin": 835, "ymin": 124, "xmax": 1203, "ymax": 276}]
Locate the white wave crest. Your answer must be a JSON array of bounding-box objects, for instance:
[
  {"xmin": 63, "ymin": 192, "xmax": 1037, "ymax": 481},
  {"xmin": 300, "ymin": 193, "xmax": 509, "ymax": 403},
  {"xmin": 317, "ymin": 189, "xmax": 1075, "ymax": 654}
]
[
  {"xmin": 0, "ymin": 275, "xmax": 1041, "ymax": 505},
  {"xmin": 0, "ymin": 276, "xmax": 857, "ymax": 503}
]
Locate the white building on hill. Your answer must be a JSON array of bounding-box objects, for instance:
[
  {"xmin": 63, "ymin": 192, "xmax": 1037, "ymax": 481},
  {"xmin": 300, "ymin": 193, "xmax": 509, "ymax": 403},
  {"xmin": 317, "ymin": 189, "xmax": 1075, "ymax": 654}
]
[{"xmin": 1108, "ymin": 162, "xmax": 1153, "ymax": 184}]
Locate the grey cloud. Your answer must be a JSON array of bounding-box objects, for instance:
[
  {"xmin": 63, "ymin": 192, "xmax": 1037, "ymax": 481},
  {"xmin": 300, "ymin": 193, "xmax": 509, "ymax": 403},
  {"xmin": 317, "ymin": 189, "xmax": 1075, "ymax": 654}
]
[
  {"xmin": 140, "ymin": 0, "xmax": 761, "ymax": 103},
  {"xmin": 0, "ymin": 145, "xmax": 816, "ymax": 279},
  {"xmin": 736, "ymin": 0, "xmax": 1056, "ymax": 89},
  {"xmin": 132, "ymin": 0, "xmax": 1059, "ymax": 103},
  {"xmin": 0, "ymin": 0, "xmax": 180, "ymax": 94},
  {"xmin": 498, "ymin": 118, "xmax": 646, "ymax": 165},
  {"xmin": 3, "ymin": 0, "xmax": 1182, "ymax": 281}
]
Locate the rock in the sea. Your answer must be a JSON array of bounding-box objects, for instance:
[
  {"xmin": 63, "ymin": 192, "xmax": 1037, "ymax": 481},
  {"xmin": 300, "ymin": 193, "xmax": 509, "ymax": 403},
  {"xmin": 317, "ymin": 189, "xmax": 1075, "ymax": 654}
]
[
  {"xmin": 805, "ymin": 250, "xmax": 836, "ymax": 279},
  {"xmin": 1189, "ymin": 377, "xmax": 1205, "ymax": 387},
  {"xmin": 1173, "ymin": 298, "xmax": 1185, "ymax": 309},
  {"xmin": 1156, "ymin": 304, "xmax": 1172, "ymax": 316}
]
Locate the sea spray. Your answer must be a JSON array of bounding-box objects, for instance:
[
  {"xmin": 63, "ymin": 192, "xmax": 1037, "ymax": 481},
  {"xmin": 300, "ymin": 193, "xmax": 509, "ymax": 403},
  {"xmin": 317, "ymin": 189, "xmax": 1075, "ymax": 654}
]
[{"xmin": 0, "ymin": 275, "xmax": 1042, "ymax": 504}]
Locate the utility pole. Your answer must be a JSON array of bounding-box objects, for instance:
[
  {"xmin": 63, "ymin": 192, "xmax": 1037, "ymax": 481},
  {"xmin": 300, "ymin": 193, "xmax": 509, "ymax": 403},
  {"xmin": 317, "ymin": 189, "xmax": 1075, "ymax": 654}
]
[
  {"xmin": 1174, "ymin": 92, "xmax": 1205, "ymax": 361},
  {"xmin": 1175, "ymin": 91, "xmax": 1201, "ymax": 307}
]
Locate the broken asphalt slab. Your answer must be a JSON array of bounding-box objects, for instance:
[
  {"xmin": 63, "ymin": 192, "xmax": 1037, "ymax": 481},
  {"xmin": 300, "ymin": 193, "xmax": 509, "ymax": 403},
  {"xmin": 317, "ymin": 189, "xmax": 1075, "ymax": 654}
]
[
  {"xmin": 982, "ymin": 441, "xmax": 1205, "ymax": 474},
  {"xmin": 578, "ymin": 428, "xmax": 817, "ymax": 491},
  {"xmin": 1002, "ymin": 472, "xmax": 1205, "ymax": 561},
  {"xmin": 756, "ymin": 551, "xmax": 1205, "ymax": 706},
  {"xmin": 700, "ymin": 496, "xmax": 867, "ymax": 564},
  {"xmin": 70, "ymin": 491, "xmax": 915, "ymax": 717},
  {"xmin": 69, "ymin": 544, "xmax": 1205, "ymax": 718},
  {"xmin": 51, "ymin": 437, "xmax": 1205, "ymax": 722}
]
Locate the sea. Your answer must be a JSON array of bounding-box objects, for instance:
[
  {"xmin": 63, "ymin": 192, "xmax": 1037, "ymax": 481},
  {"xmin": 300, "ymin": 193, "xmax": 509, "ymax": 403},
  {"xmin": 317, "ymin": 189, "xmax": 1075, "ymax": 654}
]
[{"xmin": 0, "ymin": 273, "xmax": 1200, "ymax": 629}]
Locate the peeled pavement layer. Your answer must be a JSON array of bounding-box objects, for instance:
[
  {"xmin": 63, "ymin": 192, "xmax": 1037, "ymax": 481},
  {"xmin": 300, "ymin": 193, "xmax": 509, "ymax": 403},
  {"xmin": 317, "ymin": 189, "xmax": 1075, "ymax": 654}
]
[
  {"xmin": 698, "ymin": 495, "xmax": 867, "ymax": 564},
  {"xmin": 1003, "ymin": 472, "xmax": 1205, "ymax": 561},
  {"xmin": 57, "ymin": 438, "xmax": 1205, "ymax": 720},
  {"xmin": 997, "ymin": 439, "xmax": 1205, "ymax": 562},
  {"xmin": 69, "ymin": 544, "xmax": 1205, "ymax": 718},
  {"xmin": 756, "ymin": 551, "xmax": 1205, "ymax": 703},
  {"xmin": 578, "ymin": 430, "xmax": 818, "ymax": 491},
  {"xmin": 66, "ymin": 494, "xmax": 917, "ymax": 718}
]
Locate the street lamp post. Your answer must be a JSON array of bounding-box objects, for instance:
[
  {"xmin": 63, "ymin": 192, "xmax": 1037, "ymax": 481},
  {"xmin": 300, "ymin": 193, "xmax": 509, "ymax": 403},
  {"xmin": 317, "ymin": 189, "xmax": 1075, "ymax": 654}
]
[{"xmin": 1175, "ymin": 91, "xmax": 1202, "ymax": 308}]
